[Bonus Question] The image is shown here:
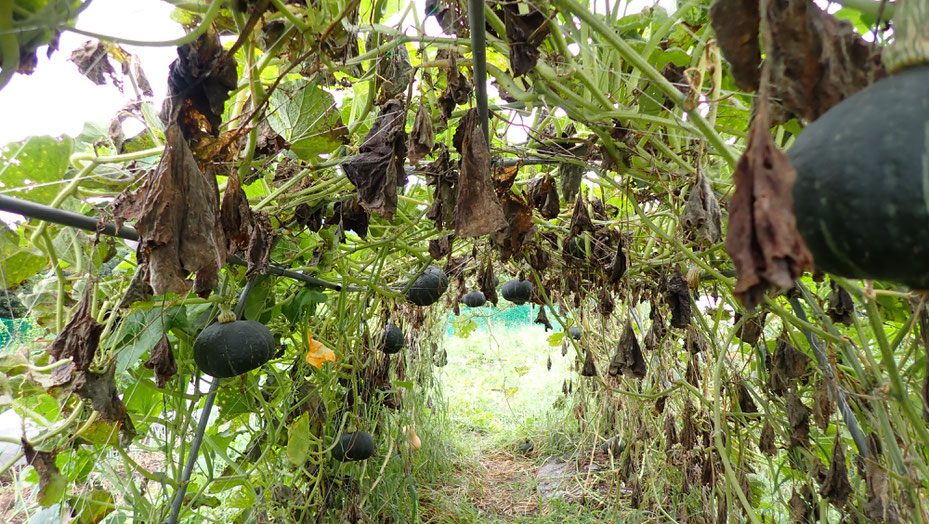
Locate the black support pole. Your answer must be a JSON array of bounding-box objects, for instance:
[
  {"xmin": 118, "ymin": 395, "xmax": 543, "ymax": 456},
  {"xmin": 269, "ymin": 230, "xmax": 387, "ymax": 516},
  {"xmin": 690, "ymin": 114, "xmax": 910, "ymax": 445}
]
[{"xmin": 468, "ymin": 0, "xmax": 490, "ymax": 146}]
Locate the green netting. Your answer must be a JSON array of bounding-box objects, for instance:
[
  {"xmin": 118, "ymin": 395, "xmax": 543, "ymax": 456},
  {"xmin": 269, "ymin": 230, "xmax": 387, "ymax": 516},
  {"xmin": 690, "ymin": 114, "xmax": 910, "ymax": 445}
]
[
  {"xmin": 445, "ymin": 304, "xmax": 564, "ymax": 334},
  {"xmin": 0, "ymin": 318, "xmax": 32, "ymax": 349}
]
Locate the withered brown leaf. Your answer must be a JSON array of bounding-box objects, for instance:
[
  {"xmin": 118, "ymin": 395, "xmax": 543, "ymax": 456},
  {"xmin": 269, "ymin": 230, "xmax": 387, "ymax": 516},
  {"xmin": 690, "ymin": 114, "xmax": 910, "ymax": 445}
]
[
  {"xmin": 759, "ymin": 420, "xmax": 777, "ymax": 455},
  {"xmin": 436, "ymin": 51, "xmax": 472, "ymax": 118},
  {"xmin": 114, "ymin": 123, "xmax": 226, "ymax": 298},
  {"xmin": 827, "ymin": 280, "xmax": 855, "ymax": 326},
  {"xmin": 408, "ymin": 101, "xmax": 435, "ymax": 165},
  {"xmin": 376, "ymin": 42, "xmax": 412, "ymax": 103},
  {"xmin": 725, "ymin": 99, "xmax": 812, "ymax": 310},
  {"xmin": 580, "ymin": 348, "xmax": 598, "ymax": 377},
  {"xmin": 144, "ymin": 334, "xmax": 178, "ymax": 388},
  {"xmin": 682, "ymin": 173, "xmax": 722, "ymax": 245},
  {"xmin": 479, "ymin": 261, "xmax": 499, "ymax": 306},
  {"xmin": 609, "ymin": 316, "xmax": 646, "ymax": 378},
  {"xmin": 502, "ymin": 3, "xmax": 550, "ymax": 77},
  {"xmin": 535, "ymin": 306, "xmax": 552, "ymax": 332},
  {"xmin": 666, "ymin": 268, "xmax": 692, "ymax": 328},
  {"xmin": 428, "ymin": 233, "xmax": 454, "ymax": 260},
  {"xmin": 343, "ymin": 99, "xmax": 408, "ymax": 220},
  {"xmin": 820, "ymin": 433, "xmax": 852, "ymax": 507},
  {"xmin": 73, "ymin": 367, "xmax": 136, "ymax": 444},
  {"xmin": 786, "ymin": 389, "xmax": 810, "ymax": 449},
  {"xmin": 492, "ymin": 192, "xmax": 536, "ymax": 261},
  {"xmin": 453, "ymin": 109, "xmax": 507, "ymax": 237},
  {"xmin": 22, "ymin": 439, "xmax": 65, "ymax": 507},
  {"xmin": 70, "ymin": 40, "xmax": 118, "ymax": 86},
  {"xmin": 47, "ymin": 285, "xmax": 103, "ymax": 376},
  {"xmin": 770, "ymin": 337, "xmax": 812, "ymax": 396},
  {"xmin": 709, "ymin": 0, "xmax": 761, "ymax": 91}
]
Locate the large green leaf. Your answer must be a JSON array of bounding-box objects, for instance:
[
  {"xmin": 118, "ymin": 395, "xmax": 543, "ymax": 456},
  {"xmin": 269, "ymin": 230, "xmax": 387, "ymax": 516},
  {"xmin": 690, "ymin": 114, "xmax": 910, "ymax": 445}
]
[
  {"xmin": 0, "ymin": 223, "xmax": 46, "ymax": 289},
  {"xmin": 267, "ymin": 79, "xmax": 347, "ymax": 161},
  {"xmin": 0, "ymin": 136, "xmax": 73, "ymax": 205},
  {"xmin": 116, "ymin": 306, "xmax": 186, "ymax": 375}
]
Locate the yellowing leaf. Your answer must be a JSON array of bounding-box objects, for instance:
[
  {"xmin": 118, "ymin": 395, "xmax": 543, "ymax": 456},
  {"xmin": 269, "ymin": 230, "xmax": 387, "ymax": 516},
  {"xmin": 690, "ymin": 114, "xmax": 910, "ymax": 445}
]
[{"xmin": 305, "ymin": 331, "xmax": 335, "ymax": 368}]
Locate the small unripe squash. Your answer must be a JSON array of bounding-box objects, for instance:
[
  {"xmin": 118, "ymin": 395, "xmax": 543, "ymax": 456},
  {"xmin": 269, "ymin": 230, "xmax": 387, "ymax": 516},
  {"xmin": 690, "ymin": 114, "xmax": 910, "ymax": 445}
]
[
  {"xmin": 462, "ymin": 290, "xmax": 486, "ymax": 308},
  {"xmin": 406, "ymin": 266, "xmax": 449, "ymax": 306},
  {"xmin": 501, "ymin": 279, "xmax": 532, "ymax": 305},
  {"xmin": 193, "ymin": 320, "xmax": 274, "ymax": 378},
  {"xmin": 569, "ymin": 326, "xmax": 581, "ymax": 340},
  {"xmin": 376, "ymin": 324, "xmax": 404, "ymax": 354},
  {"xmin": 331, "ymin": 431, "xmax": 375, "ymax": 462}
]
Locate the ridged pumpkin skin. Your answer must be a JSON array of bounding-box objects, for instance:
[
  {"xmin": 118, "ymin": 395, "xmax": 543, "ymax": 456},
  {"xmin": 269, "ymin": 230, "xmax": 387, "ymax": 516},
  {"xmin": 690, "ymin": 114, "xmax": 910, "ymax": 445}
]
[
  {"xmin": 331, "ymin": 431, "xmax": 375, "ymax": 462},
  {"xmin": 406, "ymin": 266, "xmax": 449, "ymax": 306},
  {"xmin": 462, "ymin": 290, "xmax": 486, "ymax": 308},
  {"xmin": 193, "ymin": 320, "xmax": 274, "ymax": 378},
  {"xmin": 376, "ymin": 324, "xmax": 404, "ymax": 354},
  {"xmin": 789, "ymin": 65, "xmax": 929, "ymax": 288},
  {"xmin": 501, "ymin": 279, "xmax": 532, "ymax": 305}
]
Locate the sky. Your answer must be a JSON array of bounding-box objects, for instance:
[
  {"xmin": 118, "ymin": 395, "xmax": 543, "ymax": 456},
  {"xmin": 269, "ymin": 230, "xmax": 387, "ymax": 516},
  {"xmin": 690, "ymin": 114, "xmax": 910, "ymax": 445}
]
[
  {"xmin": 0, "ymin": 0, "xmax": 184, "ymax": 145},
  {"xmin": 0, "ymin": 0, "xmax": 678, "ymax": 146}
]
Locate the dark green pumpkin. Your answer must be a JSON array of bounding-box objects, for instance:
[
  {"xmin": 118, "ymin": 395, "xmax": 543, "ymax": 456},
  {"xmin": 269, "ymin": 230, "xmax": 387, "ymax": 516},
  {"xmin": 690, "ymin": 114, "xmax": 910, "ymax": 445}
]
[
  {"xmin": 462, "ymin": 290, "xmax": 486, "ymax": 308},
  {"xmin": 331, "ymin": 431, "xmax": 375, "ymax": 462},
  {"xmin": 376, "ymin": 323, "xmax": 404, "ymax": 354},
  {"xmin": 501, "ymin": 279, "xmax": 532, "ymax": 305},
  {"xmin": 789, "ymin": 65, "xmax": 929, "ymax": 288},
  {"xmin": 193, "ymin": 320, "xmax": 274, "ymax": 378},
  {"xmin": 406, "ymin": 266, "xmax": 449, "ymax": 306},
  {"xmin": 568, "ymin": 326, "xmax": 581, "ymax": 340}
]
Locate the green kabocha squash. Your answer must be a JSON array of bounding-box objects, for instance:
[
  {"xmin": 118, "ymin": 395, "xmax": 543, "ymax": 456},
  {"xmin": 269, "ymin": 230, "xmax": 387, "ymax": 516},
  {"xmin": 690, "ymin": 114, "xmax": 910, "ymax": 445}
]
[
  {"xmin": 331, "ymin": 431, "xmax": 375, "ymax": 462},
  {"xmin": 788, "ymin": 2, "xmax": 929, "ymax": 288},
  {"xmin": 375, "ymin": 323, "xmax": 404, "ymax": 354},
  {"xmin": 568, "ymin": 326, "xmax": 582, "ymax": 340},
  {"xmin": 462, "ymin": 290, "xmax": 486, "ymax": 308},
  {"xmin": 501, "ymin": 278, "xmax": 532, "ymax": 305},
  {"xmin": 406, "ymin": 266, "xmax": 449, "ymax": 306},
  {"xmin": 193, "ymin": 316, "xmax": 274, "ymax": 378}
]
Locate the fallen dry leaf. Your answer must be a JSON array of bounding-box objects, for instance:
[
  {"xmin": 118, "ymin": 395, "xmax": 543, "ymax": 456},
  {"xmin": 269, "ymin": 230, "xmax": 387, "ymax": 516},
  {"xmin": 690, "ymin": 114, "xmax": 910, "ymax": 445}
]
[
  {"xmin": 114, "ymin": 123, "xmax": 226, "ymax": 298},
  {"xmin": 502, "ymin": 2, "xmax": 551, "ymax": 77},
  {"xmin": 343, "ymin": 99, "xmax": 408, "ymax": 220},
  {"xmin": 453, "ymin": 108, "xmax": 508, "ymax": 237},
  {"xmin": 144, "ymin": 334, "xmax": 178, "ymax": 389},
  {"xmin": 725, "ymin": 97, "xmax": 812, "ymax": 310}
]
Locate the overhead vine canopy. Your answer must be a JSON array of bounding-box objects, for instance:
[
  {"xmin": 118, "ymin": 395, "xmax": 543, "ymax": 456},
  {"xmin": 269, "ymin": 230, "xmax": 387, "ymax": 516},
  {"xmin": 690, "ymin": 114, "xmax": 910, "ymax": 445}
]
[{"xmin": 0, "ymin": 0, "xmax": 926, "ymax": 522}]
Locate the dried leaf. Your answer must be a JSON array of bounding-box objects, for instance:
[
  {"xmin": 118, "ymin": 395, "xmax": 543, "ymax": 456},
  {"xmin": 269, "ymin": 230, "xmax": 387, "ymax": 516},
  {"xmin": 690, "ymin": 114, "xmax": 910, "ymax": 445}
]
[
  {"xmin": 535, "ymin": 306, "xmax": 553, "ymax": 332},
  {"xmin": 580, "ymin": 348, "xmax": 598, "ymax": 377},
  {"xmin": 425, "ymin": 146, "xmax": 457, "ymax": 230},
  {"xmin": 568, "ymin": 196, "xmax": 594, "ymax": 237},
  {"xmin": 788, "ymin": 485, "xmax": 815, "ymax": 524},
  {"xmin": 492, "ymin": 164, "xmax": 520, "ymax": 194},
  {"xmin": 682, "ymin": 173, "xmax": 722, "ymax": 245},
  {"xmin": 813, "ymin": 380, "xmax": 834, "ymax": 431},
  {"xmin": 763, "ymin": 0, "xmax": 884, "ymax": 123},
  {"xmin": 709, "ymin": 0, "xmax": 761, "ymax": 91},
  {"xmin": 144, "ymin": 334, "xmax": 177, "ymax": 388},
  {"xmin": 492, "ymin": 192, "xmax": 536, "ymax": 261},
  {"xmin": 70, "ymin": 40, "xmax": 118, "ymax": 86},
  {"xmin": 725, "ymin": 100, "xmax": 812, "ymax": 310},
  {"xmin": 47, "ymin": 285, "xmax": 103, "ymax": 375},
  {"xmin": 666, "ymin": 268, "xmax": 692, "ymax": 328},
  {"xmin": 759, "ymin": 420, "xmax": 777, "ymax": 455},
  {"xmin": 734, "ymin": 311, "xmax": 767, "ymax": 345},
  {"xmin": 376, "ymin": 43, "xmax": 412, "ymax": 103},
  {"xmin": 453, "ymin": 109, "xmax": 507, "ymax": 237},
  {"xmin": 22, "ymin": 440, "xmax": 66, "ymax": 507},
  {"xmin": 334, "ymin": 198, "xmax": 370, "ymax": 240},
  {"xmin": 114, "ymin": 123, "xmax": 226, "ymax": 298},
  {"xmin": 736, "ymin": 382, "xmax": 758, "ymax": 413},
  {"xmin": 770, "ymin": 337, "xmax": 812, "ymax": 396},
  {"xmin": 436, "ymin": 51, "xmax": 472, "ymax": 118},
  {"xmin": 408, "ymin": 101, "xmax": 435, "ymax": 165},
  {"xmin": 609, "ymin": 316, "xmax": 646, "ymax": 378},
  {"xmin": 428, "ymin": 234, "xmax": 454, "ymax": 260},
  {"xmin": 73, "ymin": 367, "xmax": 136, "ymax": 445},
  {"xmin": 559, "ymin": 162, "xmax": 585, "ymax": 203},
  {"xmin": 786, "ymin": 389, "xmax": 810, "ymax": 449},
  {"xmin": 343, "ymin": 99, "xmax": 408, "ymax": 220},
  {"xmin": 502, "ymin": 3, "xmax": 550, "ymax": 77},
  {"xmin": 827, "ymin": 280, "xmax": 855, "ymax": 326},
  {"xmin": 865, "ymin": 461, "xmax": 905, "ymax": 524},
  {"xmin": 162, "ymin": 31, "xmax": 237, "ymax": 138},
  {"xmin": 609, "ymin": 237, "xmax": 627, "ymax": 283},
  {"xmin": 527, "ymin": 175, "xmax": 561, "ymax": 219},
  {"xmin": 220, "ymin": 170, "xmax": 252, "ymax": 254},
  {"xmin": 425, "ymin": 0, "xmax": 467, "ymax": 36},
  {"xmin": 479, "ymin": 261, "xmax": 499, "ymax": 306},
  {"xmin": 819, "ymin": 433, "xmax": 852, "ymax": 507}
]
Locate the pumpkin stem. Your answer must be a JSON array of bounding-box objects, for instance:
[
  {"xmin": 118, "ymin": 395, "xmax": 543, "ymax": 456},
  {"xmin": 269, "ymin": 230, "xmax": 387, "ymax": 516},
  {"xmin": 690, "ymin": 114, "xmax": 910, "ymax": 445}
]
[
  {"xmin": 217, "ymin": 307, "xmax": 236, "ymax": 324},
  {"xmin": 883, "ymin": 0, "xmax": 929, "ymax": 72}
]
